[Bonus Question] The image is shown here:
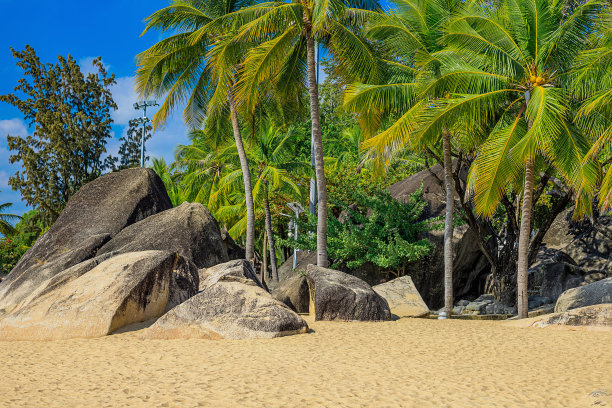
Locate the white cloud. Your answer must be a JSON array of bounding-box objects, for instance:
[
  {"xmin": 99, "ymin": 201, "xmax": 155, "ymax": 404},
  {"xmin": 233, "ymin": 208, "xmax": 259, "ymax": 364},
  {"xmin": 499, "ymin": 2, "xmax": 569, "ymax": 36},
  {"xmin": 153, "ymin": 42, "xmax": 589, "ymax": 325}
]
[
  {"xmin": 0, "ymin": 118, "xmax": 29, "ymax": 137},
  {"xmin": 111, "ymin": 76, "xmax": 140, "ymax": 126},
  {"xmin": 79, "ymin": 57, "xmax": 111, "ymax": 77}
]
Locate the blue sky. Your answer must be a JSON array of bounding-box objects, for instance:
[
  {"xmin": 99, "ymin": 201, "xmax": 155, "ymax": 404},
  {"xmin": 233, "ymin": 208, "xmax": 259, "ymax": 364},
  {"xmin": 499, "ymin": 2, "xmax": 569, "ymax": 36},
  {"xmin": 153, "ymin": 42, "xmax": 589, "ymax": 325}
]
[{"xmin": 0, "ymin": 0, "xmax": 190, "ymax": 216}]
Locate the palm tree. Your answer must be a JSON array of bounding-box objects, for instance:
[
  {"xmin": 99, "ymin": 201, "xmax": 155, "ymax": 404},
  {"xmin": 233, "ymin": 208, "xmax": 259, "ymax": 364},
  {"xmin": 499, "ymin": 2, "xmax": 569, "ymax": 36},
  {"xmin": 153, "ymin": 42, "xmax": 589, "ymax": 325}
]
[
  {"xmin": 217, "ymin": 121, "xmax": 308, "ymax": 280},
  {"xmin": 436, "ymin": 0, "xmax": 605, "ymax": 318},
  {"xmin": 571, "ymin": 19, "xmax": 612, "ymax": 210},
  {"xmin": 0, "ymin": 197, "xmax": 20, "ymax": 236},
  {"xmin": 344, "ymin": 0, "xmax": 464, "ymax": 316},
  {"xmin": 221, "ymin": 0, "xmax": 382, "ymax": 267},
  {"xmin": 174, "ymin": 130, "xmax": 238, "ymax": 216},
  {"xmin": 136, "ymin": 0, "xmax": 257, "ymax": 261},
  {"xmin": 151, "ymin": 157, "xmax": 188, "ymax": 207}
]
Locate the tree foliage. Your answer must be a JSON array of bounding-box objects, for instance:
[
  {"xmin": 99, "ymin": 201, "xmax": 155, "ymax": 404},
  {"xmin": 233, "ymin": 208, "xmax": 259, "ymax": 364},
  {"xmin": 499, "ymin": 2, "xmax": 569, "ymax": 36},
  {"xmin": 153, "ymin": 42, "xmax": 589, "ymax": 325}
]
[
  {"xmin": 1, "ymin": 46, "xmax": 117, "ymax": 226},
  {"xmin": 0, "ymin": 210, "xmax": 45, "ymax": 274},
  {"xmin": 114, "ymin": 119, "xmax": 152, "ymax": 170},
  {"xmin": 280, "ymin": 189, "xmax": 432, "ymax": 272}
]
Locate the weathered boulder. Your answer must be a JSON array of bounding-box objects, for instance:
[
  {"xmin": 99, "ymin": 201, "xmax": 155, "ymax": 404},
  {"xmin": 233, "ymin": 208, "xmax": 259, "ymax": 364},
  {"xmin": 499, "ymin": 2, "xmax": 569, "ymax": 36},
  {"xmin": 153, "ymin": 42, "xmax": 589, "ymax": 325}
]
[
  {"xmin": 542, "ymin": 209, "xmax": 612, "ymax": 273},
  {"xmin": 388, "ymin": 164, "xmax": 464, "ymax": 220},
  {"xmin": 268, "ymin": 250, "xmax": 317, "ymax": 292},
  {"xmin": 529, "ymin": 260, "xmax": 586, "ymax": 302},
  {"xmin": 198, "ymin": 259, "xmax": 264, "ymax": 291},
  {"xmin": 220, "ymin": 229, "xmax": 246, "ymax": 260},
  {"xmin": 372, "ymin": 275, "xmax": 429, "ymax": 317},
  {"xmin": 142, "ymin": 274, "xmax": 308, "ymax": 340},
  {"xmin": 0, "ymin": 168, "xmax": 172, "ymax": 315},
  {"xmin": 273, "ymin": 273, "xmax": 310, "ymax": 314},
  {"xmin": 306, "ymin": 265, "xmax": 391, "ymax": 321},
  {"xmin": 555, "ymin": 278, "xmax": 612, "ymax": 312},
  {"xmin": 0, "ymin": 251, "xmax": 196, "ymax": 340},
  {"xmin": 97, "ymin": 202, "xmax": 229, "ymax": 269},
  {"xmin": 525, "ymin": 304, "xmax": 612, "ymax": 330},
  {"xmin": 402, "ymin": 225, "xmax": 490, "ymax": 309}
]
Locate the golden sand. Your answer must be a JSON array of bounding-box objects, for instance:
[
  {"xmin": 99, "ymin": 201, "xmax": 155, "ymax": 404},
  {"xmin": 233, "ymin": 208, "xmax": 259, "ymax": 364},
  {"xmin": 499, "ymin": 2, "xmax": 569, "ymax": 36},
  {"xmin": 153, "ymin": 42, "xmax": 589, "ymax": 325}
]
[{"xmin": 0, "ymin": 317, "xmax": 610, "ymax": 408}]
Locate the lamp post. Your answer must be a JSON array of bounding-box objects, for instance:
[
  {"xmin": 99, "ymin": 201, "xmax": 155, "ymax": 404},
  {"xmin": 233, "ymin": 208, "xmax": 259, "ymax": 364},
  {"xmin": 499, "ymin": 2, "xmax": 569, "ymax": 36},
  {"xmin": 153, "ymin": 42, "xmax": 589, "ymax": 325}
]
[
  {"xmin": 287, "ymin": 202, "xmax": 305, "ymax": 270},
  {"xmin": 133, "ymin": 100, "xmax": 158, "ymax": 167}
]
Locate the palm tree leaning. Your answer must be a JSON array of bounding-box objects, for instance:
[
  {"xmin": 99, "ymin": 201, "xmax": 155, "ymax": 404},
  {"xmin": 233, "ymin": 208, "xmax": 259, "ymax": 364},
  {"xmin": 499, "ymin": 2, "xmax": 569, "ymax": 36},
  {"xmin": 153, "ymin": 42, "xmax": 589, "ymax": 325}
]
[
  {"xmin": 136, "ymin": 0, "xmax": 257, "ymax": 261},
  {"xmin": 438, "ymin": 0, "xmax": 604, "ymax": 318},
  {"xmin": 224, "ymin": 0, "xmax": 382, "ymax": 267},
  {"xmin": 344, "ymin": 0, "xmax": 464, "ymax": 317}
]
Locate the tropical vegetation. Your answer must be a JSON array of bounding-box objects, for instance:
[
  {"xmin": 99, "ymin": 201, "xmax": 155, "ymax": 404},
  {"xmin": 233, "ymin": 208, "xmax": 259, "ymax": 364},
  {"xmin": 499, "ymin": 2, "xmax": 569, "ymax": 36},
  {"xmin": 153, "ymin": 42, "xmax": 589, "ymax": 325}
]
[{"xmin": 1, "ymin": 0, "xmax": 610, "ymax": 318}]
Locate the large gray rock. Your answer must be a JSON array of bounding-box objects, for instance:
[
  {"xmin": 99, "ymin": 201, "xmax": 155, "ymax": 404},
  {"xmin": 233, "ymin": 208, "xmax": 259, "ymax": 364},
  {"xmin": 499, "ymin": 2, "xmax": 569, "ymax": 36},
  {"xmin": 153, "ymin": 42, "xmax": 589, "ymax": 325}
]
[
  {"xmin": 220, "ymin": 229, "xmax": 246, "ymax": 260},
  {"xmin": 142, "ymin": 270, "xmax": 308, "ymax": 340},
  {"xmin": 97, "ymin": 202, "xmax": 229, "ymax": 269},
  {"xmin": 555, "ymin": 278, "xmax": 612, "ymax": 312},
  {"xmin": 527, "ymin": 304, "xmax": 612, "ymax": 330},
  {"xmin": 388, "ymin": 164, "xmax": 463, "ymax": 220},
  {"xmin": 542, "ymin": 209, "xmax": 612, "ymax": 273},
  {"xmin": 306, "ymin": 265, "xmax": 391, "ymax": 321},
  {"xmin": 0, "ymin": 251, "xmax": 196, "ymax": 340},
  {"xmin": 273, "ymin": 272, "xmax": 310, "ymax": 314},
  {"xmin": 198, "ymin": 259, "xmax": 264, "ymax": 291},
  {"xmin": 529, "ymin": 260, "xmax": 586, "ymax": 302},
  {"xmin": 0, "ymin": 168, "xmax": 172, "ymax": 315},
  {"xmin": 372, "ymin": 275, "xmax": 429, "ymax": 317},
  {"xmin": 268, "ymin": 250, "xmax": 317, "ymax": 292}
]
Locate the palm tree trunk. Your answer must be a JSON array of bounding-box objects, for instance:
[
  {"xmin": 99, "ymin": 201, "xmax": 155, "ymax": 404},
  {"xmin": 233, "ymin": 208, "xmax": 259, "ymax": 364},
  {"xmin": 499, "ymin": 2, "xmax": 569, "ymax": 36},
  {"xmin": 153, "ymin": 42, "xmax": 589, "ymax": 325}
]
[
  {"xmin": 517, "ymin": 159, "xmax": 535, "ymax": 318},
  {"xmin": 305, "ymin": 17, "xmax": 328, "ymax": 267},
  {"xmin": 262, "ymin": 229, "xmax": 267, "ymax": 285},
  {"xmin": 442, "ymin": 131, "xmax": 454, "ymax": 316},
  {"xmin": 263, "ymin": 183, "xmax": 279, "ymax": 281},
  {"xmin": 228, "ymin": 90, "xmax": 255, "ymax": 262}
]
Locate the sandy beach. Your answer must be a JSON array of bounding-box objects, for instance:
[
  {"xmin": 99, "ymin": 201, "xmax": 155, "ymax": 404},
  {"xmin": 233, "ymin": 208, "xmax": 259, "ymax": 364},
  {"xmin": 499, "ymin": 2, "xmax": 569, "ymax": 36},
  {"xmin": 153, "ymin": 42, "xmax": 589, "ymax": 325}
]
[{"xmin": 0, "ymin": 316, "xmax": 610, "ymax": 408}]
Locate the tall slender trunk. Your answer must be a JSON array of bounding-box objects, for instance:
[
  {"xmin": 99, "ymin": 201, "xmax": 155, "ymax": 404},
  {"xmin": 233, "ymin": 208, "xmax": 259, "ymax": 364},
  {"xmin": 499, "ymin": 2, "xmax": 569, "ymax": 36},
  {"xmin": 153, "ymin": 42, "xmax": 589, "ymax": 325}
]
[
  {"xmin": 263, "ymin": 183, "xmax": 279, "ymax": 281},
  {"xmin": 228, "ymin": 90, "xmax": 255, "ymax": 262},
  {"xmin": 304, "ymin": 16, "xmax": 328, "ymax": 267},
  {"xmin": 262, "ymin": 229, "xmax": 267, "ymax": 285},
  {"xmin": 442, "ymin": 131, "xmax": 454, "ymax": 316},
  {"xmin": 517, "ymin": 159, "xmax": 535, "ymax": 319}
]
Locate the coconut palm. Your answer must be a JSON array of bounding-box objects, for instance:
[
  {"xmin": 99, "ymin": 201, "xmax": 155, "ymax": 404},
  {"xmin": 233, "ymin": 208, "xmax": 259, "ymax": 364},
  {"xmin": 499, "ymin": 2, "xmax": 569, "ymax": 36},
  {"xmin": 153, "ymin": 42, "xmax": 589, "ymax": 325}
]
[
  {"xmin": 344, "ymin": 0, "xmax": 465, "ymax": 316},
  {"xmin": 151, "ymin": 157, "xmax": 187, "ymax": 207},
  {"xmin": 434, "ymin": 0, "xmax": 605, "ymax": 318},
  {"xmin": 217, "ymin": 121, "xmax": 308, "ymax": 280},
  {"xmin": 217, "ymin": 0, "xmax": 382, "ymax": 267},
  {"xmin": 136, "ymin": 0, "xmax": 258, "ymax": 261},
  {"xmin": 174, "ymin": 130, "xmax": 238, "ymax": 217},
  {"xmin": 571, "ymin": 19, "xmax": 612, "ymax": 210},
  {"xmin": 0, "ymin": 197, "xmax": 20, "ymax": 236}
]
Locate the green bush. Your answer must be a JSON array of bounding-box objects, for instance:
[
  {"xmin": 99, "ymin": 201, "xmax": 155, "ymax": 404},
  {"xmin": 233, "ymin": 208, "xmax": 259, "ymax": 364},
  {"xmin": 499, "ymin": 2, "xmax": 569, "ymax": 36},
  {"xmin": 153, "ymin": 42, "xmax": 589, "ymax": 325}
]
[
  {"xmin": 0, "ymin": 210, "xmax": 45, "ymax": 275},
  {"xmin": 279, "ymin": 189, "xmax": 432, "ymax": 273}
]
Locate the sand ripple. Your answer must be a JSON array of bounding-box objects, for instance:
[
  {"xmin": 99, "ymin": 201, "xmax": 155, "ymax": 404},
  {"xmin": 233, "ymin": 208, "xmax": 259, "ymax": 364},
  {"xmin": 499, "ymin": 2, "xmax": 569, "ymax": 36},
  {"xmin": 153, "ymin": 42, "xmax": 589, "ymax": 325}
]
[{"xmin": 0, "ymin": 317, "xmax": 610, "ymax": 407}]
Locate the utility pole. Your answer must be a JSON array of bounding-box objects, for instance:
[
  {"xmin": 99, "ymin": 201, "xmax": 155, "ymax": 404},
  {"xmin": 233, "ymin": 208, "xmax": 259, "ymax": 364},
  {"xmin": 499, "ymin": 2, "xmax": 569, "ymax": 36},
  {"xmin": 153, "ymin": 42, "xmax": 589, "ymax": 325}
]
[{"xmin": 133, "ymin": 100, "xmax": 158, "ymax": 167}]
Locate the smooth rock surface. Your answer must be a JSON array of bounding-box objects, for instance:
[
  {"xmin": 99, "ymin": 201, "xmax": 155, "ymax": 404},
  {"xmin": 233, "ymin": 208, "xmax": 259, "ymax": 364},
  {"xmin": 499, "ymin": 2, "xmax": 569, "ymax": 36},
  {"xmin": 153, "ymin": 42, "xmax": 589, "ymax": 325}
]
[
  {"xmin": 98, "ymin": 202, "xmax": 229, "ymax": 269},
  {"xmin": 142, "ymin": 279, "xmax": 308, "ymax": 340},
  {"xmin": 0, "ymin": 251, "xmax": 190, "ymax": 340},
  {"xmin": 0, "ymin": 168, "xmax": 171, "ymax": 315},
  {"xmin": 306, "ymin": 265, "xmax": 391, "ymax": 321},
  {"xmin": 555, "ymin": 278, "xmax": 612, "ymax": 312},
  {"xmin": 527, "ymin": 304, "xmax": 612, "ymax": 330},
  {"xmin": 198, "ymin": 259, "xmax": 264, "ymax": 291},
  {"xmin": 372, "ymin": 276, "xmax": 429, "ymax": 317},
  {"xmin": 273, "ymin": 273, "xmax": 310, "ymax": 314}
]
